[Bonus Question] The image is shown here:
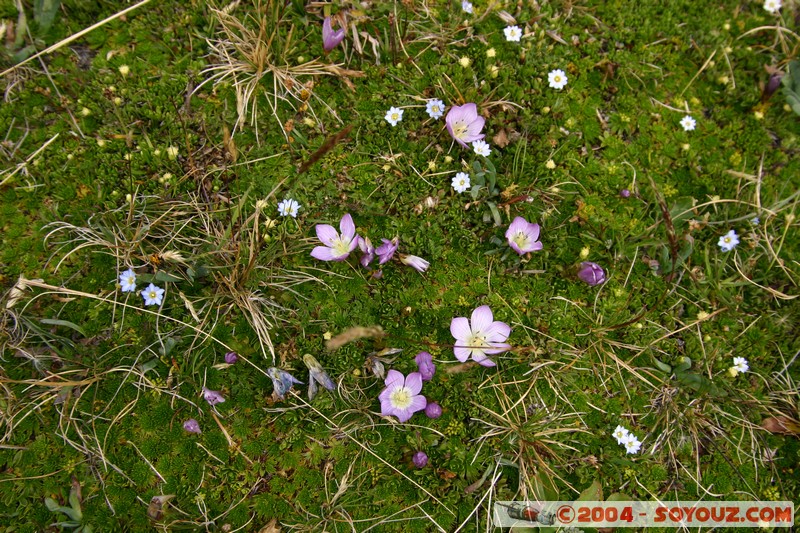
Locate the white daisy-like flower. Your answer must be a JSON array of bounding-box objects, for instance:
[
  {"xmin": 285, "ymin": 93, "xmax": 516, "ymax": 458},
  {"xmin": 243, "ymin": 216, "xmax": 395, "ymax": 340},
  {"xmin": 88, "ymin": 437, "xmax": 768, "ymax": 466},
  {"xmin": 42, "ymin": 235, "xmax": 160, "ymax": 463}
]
[
  {"xmin": 504, "ymin": 25, "xmax": 522, "ymax": 42},
  {"xmin": 451, "ymin": 172, "xmax": 471, "ymax": 193},
  {"xmin": 119, "ymin": 268, "xmax": 137, "ymax": 292},
  {"xmin": 732, "ymin": 356, "xmax": 749, "ymax": 374},
  {"xmin": 426, "ymin": 99, "xmax": 445, "ymax": 120},
  {"xmin": 763, "ymin": 0, "xmax": 782, "ymax": 13},
  {"xmin": 718, "ymin": 229, "xmax": 739, "ymax": 252},
  {"xmin": 622, "ymin": 434, "xmax": 642, "ymax": 455},
  {"xmin": 680, "ymin": 115, "xmax": 696, "ymax": 131},
  {"xmin": 141, "ymin": 283, "xmax": 165, "ymax": 306},
  {"xmin": 472, "ymin": 140, "xmax": 491, "ymax": 157},
  {"xmin": 277, "ymin": 198, "xmax": 300, "ymax": 218},
  {"xmin": 612, "ymin": 425, "xmax": 630, "ymax": 445},
  {"xmin": 548, "ymin": 69, "xmax": 568, "ymax": 90},
  {"xmin": 385, "ymin": 107, "xmax": 404, "ymax": 126},
  {"xmin": 461, "ymin": 0, "xmax": 473, "ymax": 14}
]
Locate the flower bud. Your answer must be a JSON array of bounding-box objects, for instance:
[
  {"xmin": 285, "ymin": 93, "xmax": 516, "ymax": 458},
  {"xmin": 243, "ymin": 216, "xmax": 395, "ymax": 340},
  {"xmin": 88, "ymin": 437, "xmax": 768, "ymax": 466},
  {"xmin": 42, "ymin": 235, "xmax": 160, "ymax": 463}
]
[
  {"xmin": 183, "ymin": 419, "xmax": 201, "ymax": 434},
  {"xmin": 415, "ymin": 352, "xmax": 436, "ymax": 381},
  {"xmin": 424, "ymin": 402, "xmax": 442, "ymax": 419},
  {"xmin": 224, "ymin": 351, "xmax": 238, "ymax": 364},
  {"xmin": 412, "ymin": 451, "xmax": 428, "ymax": 468},
  {"xmin": 577, "ymin": 262, "xmax": 606, "ymax": 286}
]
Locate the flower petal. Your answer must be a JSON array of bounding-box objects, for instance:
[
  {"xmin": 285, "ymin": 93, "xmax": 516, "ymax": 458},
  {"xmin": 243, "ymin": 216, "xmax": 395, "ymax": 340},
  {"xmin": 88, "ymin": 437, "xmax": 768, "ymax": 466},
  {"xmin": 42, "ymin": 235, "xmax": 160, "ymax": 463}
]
[
  {"xmin": 450, "ymin": 316, "xmax": 471, "ymax": 341},
  {"xmin": 339, "ymin": 213, "xmax": 355, "ymax": 240},
  {"xmin": 454, "ymin": 346, "xmax": 471, "ymax": 361},
  {"xmin": 484, "ymin": 321, "xmax": 511, "ymax": 343},
  {"xmin": 310, "ymin": 246, "xmax": 337, "ymax": 261},
  {"xmin": 405, "ymin": 372, "xmax": 423, "ymax": 395},
  {"xmin": 384, "ymin": 369, "xmax": 404, "ymax": 389},
  {"xmin": 470, "ymin": 305, "xmax": 494, "ymax": 334},
  {"xmin": 408, "ymin": 394, "xmax": 427, "ymax": 413},
  {"xmin": 315, "ymin": 224, "xmax": 338, "ymax": 246},
  {"xmin": 483, "ymin": 342, "xmax": 511, "ymax": 355}
]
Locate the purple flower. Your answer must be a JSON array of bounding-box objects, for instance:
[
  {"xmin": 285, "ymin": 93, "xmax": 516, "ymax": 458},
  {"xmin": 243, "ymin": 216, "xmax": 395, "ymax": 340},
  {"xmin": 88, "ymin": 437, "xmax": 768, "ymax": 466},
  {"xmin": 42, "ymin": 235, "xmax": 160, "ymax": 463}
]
[
  {"xmin": 358, "ymin": 236, "xmax": 375, "ymax": 268},
  {"xmin": 379, "ymin": 370, "xmax": 427, "ymax": 423},
  {"xmin": 414, "ymin": 352, "xmax": 436, "ymax": 381},
  {"xmin": 183, "ymin": 419, "xmax": 201, "ymax": 434},
  {"xmin": 322, "ymin": 16, "xmax": 345, "ymax": 52},
  {"xmin": 620, "ymin": 189, "xmax": 631, "ymax": 198},
  {"xmin": 376, "ymin": 237, "xmax": 399, "ymax": 265},
  {"xmin": 445, "ymin": 103, "xmax": 485, "ymax": 148},
  {"xmin": 224, "ymin": 351, "xmax": 238, "ymax": 364},
  {"xmin": 424, "ymin": 402, "xmax": 442, "ymax": 419},
  {"xmin": 505, "ymin": 217, "xmax": 543, "ymax": 255},
  {"xmin": 399, "ymin": 254, "xmax": 430, "ymax": 273},
  {"xmin": 412, "ymin": 451, "xmax": 428, "ymax": 468},
  {"xmin": 577, "ymin": 262, "xmax": 606, "ymax": 286},
  {"xmin": 202, "ymin": 387, "xmax": 225, "ymax": 406},
  {"xmin": 450, "ymin": 305, "xmax": 511, "ymax": 367},
  {"xmin": 268, "ymin": 367, "xmax": 304, "ymax": 400},
  {"xmin": 310, "ymin": 213, "xmax": 358, "ymax": 261}
]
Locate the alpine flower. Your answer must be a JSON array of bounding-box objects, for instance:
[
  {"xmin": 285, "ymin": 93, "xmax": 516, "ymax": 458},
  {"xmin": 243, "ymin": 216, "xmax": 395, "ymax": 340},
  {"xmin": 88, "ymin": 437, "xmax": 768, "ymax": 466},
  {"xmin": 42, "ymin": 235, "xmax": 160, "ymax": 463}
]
[
  {"xmin": 763, "ymin": 0, "xmax": 781, "ymax": 13},
  {"xmin": 577, "ymin": 262, "xmax": 606, "ymax": 286},
  {"xmin": 311, "ymin": 213, "xmax": 359, "ymax": 261},
  {"xmin": 415, "ymin": 351, "xmax": 436, "ymax": 381},
  {"xmin": 680, "ymin": 115, "xmax": 696, "ymax": 131},
  {"xmin": 450, "ymin": 305, "xmax": 511, "ymax": 367},
  {"xmin": 548, "ymin": 69, "xmax": 568, "ymax": 90},
  {"xmin": 718, "ymin": 229, "xmax": 739, "ymax": 252},
  {"xmin": 472, "ymin": 140, "xmax": 491, "ymax": 157},
  {"xmin": 452, "ymin": 172, "xmax": 471, "ymax": 193},
  {"xmin": 376, "ymin": 237, "xmax": 399, "ymax": 265},
  {"xmin": 358, "ymin": 236, "xmax": 375, "ymax": 268},
  {"xmin": 426, "ymin": 99, "xmax": 445, "ymax": 120},
  {"xmin": 622, "ymin": 434, "xmax": 642, "ymax": 455},
  {"xmin": 612, "ymin": 425, "xmax": 630, "ymax": 444},
  {"xmin": 224, "ymin": 351, "xmax": 238, "ymax": 364},
  {"xmin": 446, "ymin": 103, "xmax": 485, "ymax": 148},
  {"xmin": 412, "ymin": 451, "xmax": 429, "ymax": 468},
  {"xmin": 731, "ymin": 356, "xmax": 749, "ymax": 375},
  {"xmin": 183, "ymin": 419, "xmax": 201, "ymax": 434},
  {"xmin": 399, "ymin": 254, "xmax": 430, "ymax": 273},
  {"xmin": 119, "ymin": 268, "xmax": 137, "ymax": 293},
  {"xmin": 303, "ymin": 353, "xmax": 336, "ymax": 400},
  {"xmin": 278, "ymin": 198, "xmax": 300, "ymax": 218},
  {"xmin": 385, "ymin": 106, "xmax": 404, "ymax": 127},
  {"xmin": 504, "ymin": 25, "xmax": 522, "ymax": 42},
  {"xmin": 141, "ymin": 283, "xmax": 165, "ymax": 306},
  {"xmin": 461, "ymin": 0, "xmax": 473, "ymax": 14},
  {"xmin": 322, "ymin": 16, "xmax": 345, "ymax": 52},
  {"xmin": 379, "ymin": 370, "xmax": 427, "ymax": 422},
  {"xmin": 267, "ymin": 367, "xmax": 304, "ymax": 400},
  {"xmin": 202, "ymin": 387, "xmax": 225, "ymax": 406},
  {"xmin": 505, "ymin": 217, "xmax": 543, "ymax": 255}
]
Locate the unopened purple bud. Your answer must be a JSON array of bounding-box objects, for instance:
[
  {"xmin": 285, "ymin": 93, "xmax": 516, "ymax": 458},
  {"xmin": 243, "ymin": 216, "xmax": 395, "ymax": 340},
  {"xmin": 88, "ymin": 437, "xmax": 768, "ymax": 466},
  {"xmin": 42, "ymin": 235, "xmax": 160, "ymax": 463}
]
[
  {"xmin": 224, "ymin": 351, "xmax": 238, "ymax": 364},
  {"xmin": 412, "ymin": 451, "xmax": 428, "ymax": 468},
  {"xmin": 620, "ymin": 189, "xmax": 631, "ymax": 198},
  {"xmin": 414, "ymin": 351, "xmax": 436, "ymax": 381},
  {"xmin": 577, "ymin": 262, "xmax": 606, "ymax": 286},
  {"xmin": 424, "ymin": 402, "xmax": 442, "ymax": 419},
  {"xmin": 322, "ymin": 17, "xmax": 345, "ymax": 52},
  {"xmin": 183, "ymin": 418, "xmax": 201, "ymax": 434}
]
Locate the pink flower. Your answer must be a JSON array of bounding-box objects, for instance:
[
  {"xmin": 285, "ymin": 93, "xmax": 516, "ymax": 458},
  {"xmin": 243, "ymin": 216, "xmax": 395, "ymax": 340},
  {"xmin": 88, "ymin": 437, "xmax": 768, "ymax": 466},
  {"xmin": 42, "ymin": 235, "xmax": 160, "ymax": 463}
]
[
  {"xmin": 505, "ymin": 217, "xmax": 543, "ymax": 255},
  {"xmin": 310, "ymin": 213, "xmax": 358, "ymax": 261},
  {"xmin": 445, "ymin": 103, "xmax": 485, "ymax": 148},
  {"xmin": 399, "ymin": 254, "xmax": 429, "ymax": 273},
  {"xmin": 376, "ymin": 237, "xmax": 399, "ymax": 265},
  {"xmin": 379, "ymin": 370, "xmax": 427, "ymax": 422},
  {"xmin": 322, "ymin": 17, "xmax": 345, "ymax": 52},
  {"xmin": 202, "ymin": 387, "xmax": 225, "ymax": 406},
  {"xmin": 450, "ymin": 305, "xmax": 511, "ymax": 367}
]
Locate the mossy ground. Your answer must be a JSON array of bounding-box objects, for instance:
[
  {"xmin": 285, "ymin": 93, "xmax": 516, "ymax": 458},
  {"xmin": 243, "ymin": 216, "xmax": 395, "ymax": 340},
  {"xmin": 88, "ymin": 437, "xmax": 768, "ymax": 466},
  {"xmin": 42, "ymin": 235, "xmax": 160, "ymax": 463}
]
[{"xmin": 1, "ymin": 0, "xmax": 798, "ymax": 531}]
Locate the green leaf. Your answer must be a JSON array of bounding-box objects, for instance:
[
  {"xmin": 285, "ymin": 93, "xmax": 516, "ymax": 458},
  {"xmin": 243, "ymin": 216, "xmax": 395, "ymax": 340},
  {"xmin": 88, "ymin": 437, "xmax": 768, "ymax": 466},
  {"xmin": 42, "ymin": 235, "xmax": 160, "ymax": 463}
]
[
  {"xmin": 576, "ymin": 480, "xmax": 603, "ymax": 501},
  {"xmin": 34, "ymin": 0, "xmax": 61, "ymax": 34},
  {"xmin": 652, "ymin": 357, "xmax": 673, "ymax": 374},
  {"xmin": 673, "ymin": 356, "xmax": 692, "ymax": 373},
  {"xmin": 39, "ymin": 319, "xmax": 87, "ymax": 337},
  {"xmin": 154, "ymin": 271, "xmax": 182, "ymax": 283}
]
